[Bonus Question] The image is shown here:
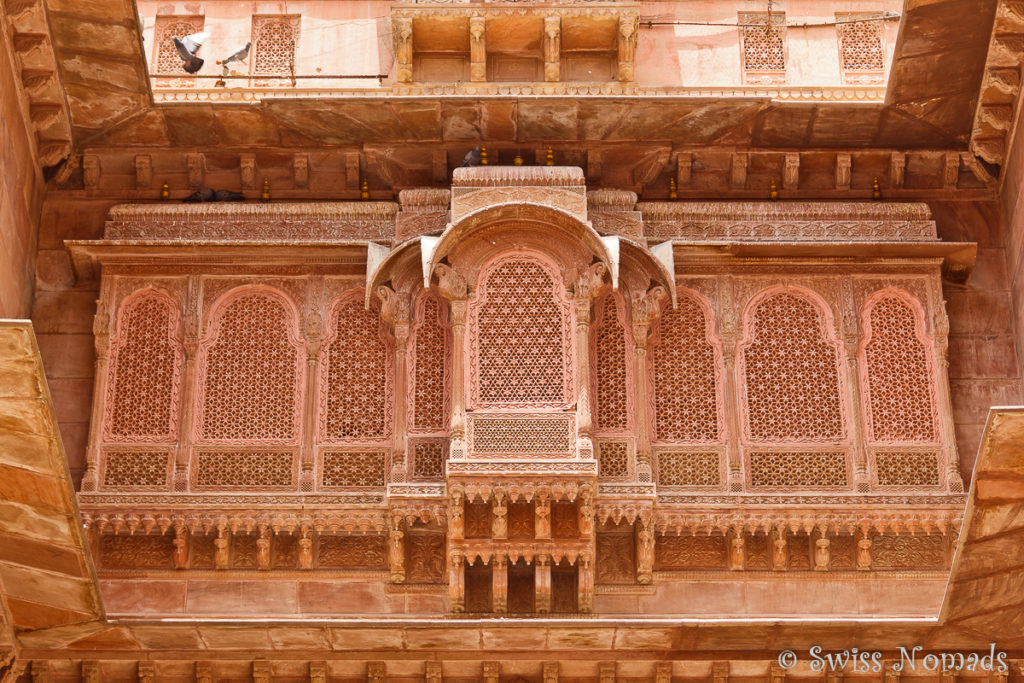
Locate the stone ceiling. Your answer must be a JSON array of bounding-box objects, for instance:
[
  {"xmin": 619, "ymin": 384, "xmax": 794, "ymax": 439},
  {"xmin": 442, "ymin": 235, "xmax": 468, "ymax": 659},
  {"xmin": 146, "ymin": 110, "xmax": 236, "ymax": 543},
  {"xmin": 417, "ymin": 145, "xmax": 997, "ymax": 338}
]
[{"xmin": 32, "ymin": 0, "xmax": 1002, "ymax": 157}]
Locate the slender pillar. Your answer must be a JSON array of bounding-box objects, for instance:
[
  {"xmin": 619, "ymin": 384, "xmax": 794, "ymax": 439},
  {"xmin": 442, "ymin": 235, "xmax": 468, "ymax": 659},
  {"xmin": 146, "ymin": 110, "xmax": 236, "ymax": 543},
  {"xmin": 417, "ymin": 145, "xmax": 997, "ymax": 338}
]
[
  {"xmin": 449, "ymin": 488, "xmax": 465, "ymax": 541},
  {"xmin": 492, "ymin": 553, "xmax": 508, "ymax": 614},
  {"xmin": 214, "ymin": 527, "xmax": 229, "ymax": 570},
  {"xmin": 300, "ymin": 278, "xmax": 323, "ymax": 492},
  {"xmin": 172, "ymin": 523, "xmax": 189, "ymax": 569},
  {"xmin": 840, "ymin": 281, "xmax": 869, "ymax": 491},
  {"xmin": 378, "ymin": 286, "xmax": 411, "ymax": 482},
  {"xmin": 718, "ymin": 277, "xmax": 744, "ymax": 491},
  {"xmin": 857, "ymin": 525, "xmax": 873, "ymax": 571},
  {"xmin": 470, "ymin": 16, "xmax": 486, "ymax": 82},
  {"xmin": 389, "ymin": 514, "xmax": 405, "ymax": 583},
  {"xmin": 535, "ymin": 493, "xmax": 551, "ymax": 540},
  {"xmin": 931, "ymin": 293, "xmax": 964, "ymax": 492},
  {"xmin": 772, "ymin": 525, "xmax": 788, "ymax": 572},
  {"xmin": 449, "ymin": 550, "xmax": 465, "ymax": 612},
  {"xmin": 617, "ymin": 14, "xmax": 638, "ymax": 81},
  {"xmin": 535, "ymin": 553, "xmax": 552, "ymax": 614},
  {"xmin": 394, "ymin": 18, "xmax": 412, "ymax": 83},
  {"xmin": 574, "ymin": 264, "xmax": 606, "ymax": 459},
  {"xmin": 729, "ymin": 527, "xmax": 745, "ymax": 571},
  {"xmin": 814, "ymin": 527, "xmax": 831, "ymax": 572},
  {"xmin": 174, "ymin": 275, "xmax": 202, "ymax": 492},
  {"xmin": 636, "ymin": 517, "xmax": 654, "ymax": 584},
  {"xmin": 631, "ymin": 286, "xmax": 667, "ymax": 482},
  {"xmin": 81, "ymin": 285, "xmax": 113, "ymax": 492},
  {"xmin": 492, "ymin": 492, "xmax": 508, "ymax": 540},
  {"xmin": 578, "ymin": 551, "xmax": 594, "ymax": 613},
  {"xmin": 299, "ymin": 529, "xmax": 313, "ymax": 570},
  {"xmin": 257, "ymin": 528, "xmax": 271, "ymax": 571},
  {"xmin": 544, "ymin": 16, "xmax": 561, "ymax": 81},
  {"xmin": 435, "ymin": 264, "xmax": 468, "ymax": 458}
]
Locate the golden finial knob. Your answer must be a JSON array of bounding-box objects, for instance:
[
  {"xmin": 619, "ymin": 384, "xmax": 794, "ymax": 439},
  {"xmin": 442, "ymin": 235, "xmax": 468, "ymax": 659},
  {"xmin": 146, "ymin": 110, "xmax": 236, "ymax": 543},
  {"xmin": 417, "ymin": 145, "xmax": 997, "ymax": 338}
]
[
  {"xmin": 261, "ymin": 177, "xmax": 270, "ymax": 201},
  {"xmin": 545, "ymin": 146, "xmax": 554, "ymax": 166},
  {"xmin": 513, "ymin": 153, "xmax": 523, "ymax": 166},
  {"xmin": 160, "ymin": 181, "xmax": 170, "ymax": 200},
  {"xmin": 769, "ymin": 177, "xmax": 779, "ymax": 201},
  {"xmin": 872, "ymin": 176, "xmax": 882, "ymax": 200},
  {"xmin": 360, "ymin": 178, "xmax": 369, "ymax": 200},
  {"xmin": 480, "ymin": 145, "xmax": 489, "ymax": 166},
  {"xmin": 669, "ymin": 177, "xmax": 678, "ymax": 200}
]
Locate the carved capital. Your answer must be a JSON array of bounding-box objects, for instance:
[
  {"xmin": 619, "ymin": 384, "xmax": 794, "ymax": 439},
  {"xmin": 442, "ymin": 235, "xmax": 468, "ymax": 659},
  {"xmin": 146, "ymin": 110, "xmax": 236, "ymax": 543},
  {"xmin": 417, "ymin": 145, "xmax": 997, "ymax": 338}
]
[
  {"xmin": 376, "ymin": 285, "xmax": 410, "ymax": 326},
  {"xmin": 631, "ymin": 285, "xmax": 668, "ymax": 327},
  {"xmin": 574, "ymin": 262, "xmax": 607, "ymax": 301},
  {"xmin": 435, "ymin": 263, "xmax": 468, "ymax": 301}
]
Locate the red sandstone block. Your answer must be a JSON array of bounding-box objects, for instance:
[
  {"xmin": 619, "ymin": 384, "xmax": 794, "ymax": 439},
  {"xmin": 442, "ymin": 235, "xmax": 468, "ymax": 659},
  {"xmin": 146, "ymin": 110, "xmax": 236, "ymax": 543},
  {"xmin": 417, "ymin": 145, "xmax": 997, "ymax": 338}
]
[
  {"xmin": 950, "ymin": 379, "xmax": 1022, "ymax": 424},
  {"xmin": 34, "ymin": 250, "xmax": 75, "ymax": 291},
  {"xmin": 37, "ymin": 200, "xmax": 115, "ymax": 249},
  {"xmin": 0, "ymin": 531, "xmax": 85, "ymax": 577},
  {"xmin": 948, "ymin": 335, "xmax": 1021, "ymax": 379},
  {"xmin": 856, "ymin": 579, "xmax": 945, "ymax": 614},
  {"xmin": 185, "ymin": 579, "xmax": 298, "ymax": 615},
  {"xmin": 970, "ymin": 248, "xmax": 1011, "ymax": 291},
  {"xmin": 944, "ymin": 290, "xmax": 1014, "ymax": 336},
  {"xmin": 99, "ymin": 579, "xmax": 186, "ymax": 615},
  {"xmin": 31, "ymin": 290, "xmax": 99, "ymax": 334},
  {"xmin": 296, "ymin": 580, "xmax": 393, "ymax": 615},
  {"xmin": 36, "ymin": 334, "xmax": 95, "ymax": 379},
  {"xmin": 46, "ymin": 378, "xmax": 93, "ymax": 423},
  {"xmin": 58, "ymin": 421, "xmax": 89, "ymax": 484}
]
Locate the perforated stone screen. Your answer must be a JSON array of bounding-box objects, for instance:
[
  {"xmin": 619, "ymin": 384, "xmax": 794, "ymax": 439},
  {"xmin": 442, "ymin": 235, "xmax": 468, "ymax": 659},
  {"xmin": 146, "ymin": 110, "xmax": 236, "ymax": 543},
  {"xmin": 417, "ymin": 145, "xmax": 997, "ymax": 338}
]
[
  {"xmin": 321, "ymin": 451, "xmax": 387, "ymax": 488},
  {"xmin": 194, "ymin": 451, "xmax": 295, "ymax": 489},
  {"xmin": 748, "ymin": 451, "xmax": 848, "ymax": 488},
  {"xmin": 656, "ymin": 451, "xmax": 721, "ymax": 487}
]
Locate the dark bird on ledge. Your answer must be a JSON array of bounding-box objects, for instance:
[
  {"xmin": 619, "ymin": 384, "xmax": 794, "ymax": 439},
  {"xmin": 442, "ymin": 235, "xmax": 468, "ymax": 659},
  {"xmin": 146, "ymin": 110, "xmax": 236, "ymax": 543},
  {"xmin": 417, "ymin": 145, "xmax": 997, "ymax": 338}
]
[
  {"xmin": 461, "ymin": 146, "xmax": 482, "ymax": 167},
  {"xmin": 172, "ymin": 31, "xmax": 209, "ymax": 74},
  {"xmin": 182, "ymin": 188, "xmax": 247, "ymax": 203}
]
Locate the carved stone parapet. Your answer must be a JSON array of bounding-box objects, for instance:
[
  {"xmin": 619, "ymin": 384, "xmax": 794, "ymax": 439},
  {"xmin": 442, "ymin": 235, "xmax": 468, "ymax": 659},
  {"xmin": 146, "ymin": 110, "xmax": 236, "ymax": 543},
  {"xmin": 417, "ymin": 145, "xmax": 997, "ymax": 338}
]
[
  {"xmin": 450, "ymin": 166, "xmax": 588, "ymax": 224},
  {"xmin": 653, "ymin": 507, "xmax": 963, "ymax": 537},
  {"xmin": 588, "ymin": 190, "xmax": 642, "ymax": 237},
  {"xmin": 396, "ymin": 189, "xmax": 451, "ymax": 242}
]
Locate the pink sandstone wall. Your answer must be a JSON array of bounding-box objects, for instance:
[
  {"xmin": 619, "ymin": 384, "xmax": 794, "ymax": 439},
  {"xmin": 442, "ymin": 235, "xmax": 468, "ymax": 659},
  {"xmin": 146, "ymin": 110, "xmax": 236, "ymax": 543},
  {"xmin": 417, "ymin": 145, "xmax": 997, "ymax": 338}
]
[
  {"xmin": 0, "ymin": 26, "xmax": 45, "ymax": 318},
  {"xmin": 999, "ymin": 111, "xmax": 1024, "ymax": 404}
]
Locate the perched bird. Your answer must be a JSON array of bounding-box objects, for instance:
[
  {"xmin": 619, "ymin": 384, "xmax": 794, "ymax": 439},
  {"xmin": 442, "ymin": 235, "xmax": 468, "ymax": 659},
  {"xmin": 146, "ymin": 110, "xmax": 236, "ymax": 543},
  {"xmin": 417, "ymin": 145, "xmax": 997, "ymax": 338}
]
[
  {"xmin": 461, "ymin": 146, "xmax": 482, "ymax": 167},
  {"xmin": 182, "ymin": 187, "xmax": 215, "ymax": 203},
  {"xmin": 172, "ymin": 31, "xmax": 209, "ymax": 74},
  {"xmin": 219, "ymin": 41, "xmax": 251, "ymax": 77},
  {"xmin": 213, "ymin": 189, "xmax": 245, "ymax": 202}
]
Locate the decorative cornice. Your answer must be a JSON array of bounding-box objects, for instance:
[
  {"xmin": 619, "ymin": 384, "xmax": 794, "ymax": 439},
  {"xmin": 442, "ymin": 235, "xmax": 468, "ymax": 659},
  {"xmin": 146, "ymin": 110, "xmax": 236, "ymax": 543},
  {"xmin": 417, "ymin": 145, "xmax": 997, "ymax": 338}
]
[
  {"xmin": 399, "ymin": 189, "xmax": 451, "ymax": 210},
  {"xmin": 638, "ymin": 201, "xmax": 933, "ymax": 222},
  {"xmin": 452, "ymin": 166, "xmax": 586, "ymax": 187},
  {"xmin": 653, "ymin": 506, "xmax": 963, "ymax": 535},
  {"xmin": 587, "ymin": 189, "xmax": 638, "ymax": 211}
]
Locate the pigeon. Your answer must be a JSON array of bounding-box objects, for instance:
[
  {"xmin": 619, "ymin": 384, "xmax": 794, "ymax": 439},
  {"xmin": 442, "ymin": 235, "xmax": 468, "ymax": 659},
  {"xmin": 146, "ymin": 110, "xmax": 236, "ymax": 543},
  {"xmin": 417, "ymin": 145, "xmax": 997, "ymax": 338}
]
[
  {"xmin": 182, "ymin": 188, "xmax": 215, "ymax": 203},
  {"xmin": 213, "ymin": 189, "xmax": 245, "ymax": 202},
  {"xmin": 219, "ymin": 41, "xmax": 251, "ymax": 77},
  {"xmin": 461, "ymin": 146, "xmax": 482, "ymax": 167},
  {"xmin": 172, "ymin": 31, "xmax": 209, "ymax": 74}
]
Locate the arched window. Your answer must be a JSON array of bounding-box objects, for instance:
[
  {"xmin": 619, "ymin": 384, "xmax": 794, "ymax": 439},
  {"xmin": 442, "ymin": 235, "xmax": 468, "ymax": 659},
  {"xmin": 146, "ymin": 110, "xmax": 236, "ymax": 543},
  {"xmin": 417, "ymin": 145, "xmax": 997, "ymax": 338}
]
[
  {"xmin": 861, "ymin": 293, "xmax": 938, "ymax": 443},
  {"xmin": 741, "ymin": 290, "xmax": 844, "ymax": 442},
  {"xmin": 320, "ymin": 294, "xmax": 392, "ymax": 441},
  {"xmin": 469, "ymin": 253, "xmax": 573, "ymax": 408},
  {"xmin": 652, "ymin": 293, "xmax": 722, "ymax": 443},
  {"xmin": 198, "ymin": 289, "xmax": 302, "ymax": 442},
  {"xmin": 592, "ymin": 292, "xmax": 631, "ymax": 433},
  {"xmin": 105, "ymin": 289, "xmax": 183, "ymax": 442}
]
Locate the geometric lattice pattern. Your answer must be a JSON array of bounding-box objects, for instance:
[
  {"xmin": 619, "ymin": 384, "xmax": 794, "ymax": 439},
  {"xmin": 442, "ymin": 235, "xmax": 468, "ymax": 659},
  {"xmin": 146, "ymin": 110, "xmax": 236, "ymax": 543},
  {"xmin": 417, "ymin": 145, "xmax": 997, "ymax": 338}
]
[
  {"xmin": 653, "ymin": 294, "xmax": 720, "ymax": 442},
  {"xmin": 469, "ymin": 414, "xmax": 575, "ymax": 455},
  {"xmin": 472, "ymin": 256, "xmax": 571, "ymax": 407},
  {"xmin": 838, "ymin": 17, "xmax": 884, "ymax": 71},
  {"xmin": 323, "ymin": 297, "xmax": 389, "ymax": 440},
  {"xmin": 749, "ymin": 451, "xmax": 848, "ymax": 488},
  {"xmin": 875, "ymin": 451, "xmax": 940, "ymax": 487},
  {"xmin": 593, "ymin": 293, "xmax": 629, "ymax": 432},
  {"xmin": 153, "ymin": 16, "xmax": 203, "ymax": 86},
  {"xmin": 321, "ymin": 451, "xmax": 386, "ymax": 487},
  {"xmin": 864, "ymin": 296, "xmax": 937, "ymax": 442},
  {"xmin": 743, "ymin": 292, "xmax": 844, "ymax": 441},
  {"xmin": 597, "ymin": 441, "xmax": 629, "ymax": 479},
  {"xmin": 413, "ymin": 296, "xmax": 447, "ymax": 431},
  {"xmin": 194, "ymin": 451, "xmax": 294, "ymax": 488},
  {"xmin": 412, "ymin": 441, "xmax": 445, "ymax": 481},
  {"xmin": 201, "ymin": 293, "xmax": 299, "ymax": 441},
  {"xmin": 102, "ymin": 451, "xmax": 169, "ymax": 488},
  {"xmin": 740, "ymin": 13, "xmax": 785, "ymax": 71},
  {"xmin": 657, "ymin": 451, "xmax": 721, "ymax": 487},
  {"xmin": 107, "ymin": 293, "xmax": 180, "ymax": 441},
  {"xmin": 252, "ymin": 16, "xmax": 298, "ymax": 77}
]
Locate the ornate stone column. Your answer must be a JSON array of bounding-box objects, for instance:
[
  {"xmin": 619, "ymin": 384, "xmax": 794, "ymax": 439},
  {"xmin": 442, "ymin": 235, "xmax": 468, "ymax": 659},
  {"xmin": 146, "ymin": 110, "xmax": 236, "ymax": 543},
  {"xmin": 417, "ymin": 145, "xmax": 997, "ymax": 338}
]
[
  {"xmin": 578, "ymin": 485, "xmax": 594, "ymax": 538},
  {"xmin": 394, "ymin": 17, "xmax": 413, "ymax": 83},
  {"xmin": 214, "ymin": 526, "xmax": 230, "ymax": 570},
  {"xmin": 435, "ymin": 264, "xmax": 468, "ymax": 458},
  {"xmin": 81, "ymin": 287, "xmax": 112, "ymax": 492},
  {"xmin": 631, "ymin": 286, "xmax": 667, "ymax": 482},
  {"xmin": 300, "ymin": 278, "xmax": 324, "ymax": 492},
  {"xmin": 772, "ymin": 525, "xmax": 788, "ymax": 572},
  {"xmin": 388, "ymin": 514, "xmax": 405, "ymax": 583},
  {"xmin": 544, "ymin": 15, "xmax": 561, "ymax": 82},
  {"xmin": 535, "ymin": 493, "xmax": 551, "ymax": 540},
  {"xmin": 635, "ymin": 515, "xmax": 654, "ymax": 584},
  {"xmin": 857, "ymin": 525, "xmax": 873, "ymax": 571},
  {"xmin": 379, "ymin": 286, "xmax": 411, "ymax": 482},
  {"xmin": 617, "ymin": 14, "xmax": 638, "ymax": 82},
  {"xmin": 840, "ymin": 280, "xmax": 870, "ymax": 491},
  {"xmin": 728, "ymin": 527, "xmax": 745, "ymax": 571},
  {"xmin": 299, "ymin": 528, "xmax": 313, "ymax": 570},
  {"xmin": 932, "ymin": 294, "xmax": 964, "ymax": 492},
  {"xmin": 578, "ymin": 551, "xmax": 594, "ymax": 613},
  {"xmin": 492, "ymin": 552, "xmax": 508, "ymax": 613},
  {"xmin": 449, "ymin": 487, "xmax": 465, "ymax": 541},
  {"xmin": 492, "ymin": 491, "xmax": 508, "ymax": 540},
  {"xmin": 813, "ymin": 526, "xmax": 831, "ymax": 571},
  {"xmin": 574, "ymin": 263, "xmax": 606, "ymax": 460},
  {"xmin": 172, "ymin": 522, "xmax": 189, "ymax": 569},
  {"xmin": 535, "ymin": 553, "xmax": 552, "ymax": 613},
  {"xmin": 470, "ymin": 16, "xmax": 486, "ymax": 82},
  {"xmin": 718, "ymin": 277, "xmax": 744, "ymax": 491},
  {"xmin": 449, "ymin": 550, "xmax": 465, "ymax": 613},
  {"xmin": 257, "ymin": 528, "xmax": 271, "ymax": 571}
]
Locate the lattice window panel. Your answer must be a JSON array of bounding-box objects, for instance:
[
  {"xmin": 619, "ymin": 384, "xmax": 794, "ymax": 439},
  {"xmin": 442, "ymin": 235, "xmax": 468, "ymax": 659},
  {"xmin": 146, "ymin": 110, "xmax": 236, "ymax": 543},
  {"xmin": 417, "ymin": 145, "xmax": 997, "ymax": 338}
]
[
  {"xmin": 593, "ymin": 293, "xmax": 629, "ymax": 432},
  {"xmin": 743, "ymin": 292, "xmax": 844, "ymax": 442},
  {"xmin": 652, "ymin": 294, "xmax": 721, "ymax": 442},
  {"xmin": 200, "ymin": 293, "xmax": 300, "ymax": 441},
  {"xmin": 252, "ymin": 16, "xmax": 299, "ymax": 77},
  {"xmin": 838, "ymin": 16, "xmax": 884, "ymax": 72},
  {"xmin": 656, "ymin": 451, "xmax": 721, "ymax": 487},
  {"xmin": 321, "ymin": 451, "xmax": 386, "ymax": 488},
  {"xmin": 102, "ymin": 451, "xmax": 170, "ymax": 488},
  {"xmin": 411, "ymin": 441, "xmax": 446, "ymax": 481},
  {"xmin": 106, "ymin": 293, "xmax": 181, "ymax": 441},
  {"xmin": 469, "ymin": 414, "xmax": 574, "ymax": 455},
  {"xmin": 470, "ymin": 255, "xmax": 572, "ymax": 407},
  {"xmin": 740, "ymin": 12, "xmax": 785, "ymax": 71},
  {"xmin": 194, "ymin": 451, "xmax": 294, "ymax": 489},
  {"xmin": 597, "ymin": 441, "xmax": 629, "ymax": 479},
  {"xmin": 412, "ymin": 296, "xmax": 448, "ymax": 431},
  {"xmin": 875, "ymin": 451, "xmax": 940, "ymax": 487},
  {"xmin": 748, "ymin": 451, "xmax": 848, "ymax": 488},
  {"xmin": 322, "ymin": 296, "xmax": 391, "ymax": 441},
  {"xmin": 152, "ymin": 16, "xmax": 204, "ymax": 86},
  {"xmin": 863, "ymin": 296, "xmax": 937, "ymax": 442}
]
